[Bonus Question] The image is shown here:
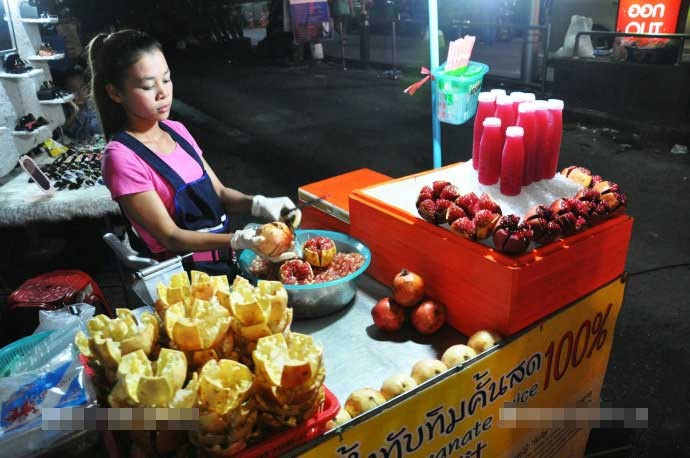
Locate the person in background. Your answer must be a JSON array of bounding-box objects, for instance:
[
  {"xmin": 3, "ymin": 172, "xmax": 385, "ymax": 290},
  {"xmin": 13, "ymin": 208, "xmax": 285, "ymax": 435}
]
[
  {"xmin": 331, "ymin": 0, "xmax": 353, "ymax": 40},
  {"xmin": 88, "ymin": 29, "xmax": 299, "ymax": 275},
  {"xmin": 63, "ymin": 66, "xmax": 102, "ymax": 141}
]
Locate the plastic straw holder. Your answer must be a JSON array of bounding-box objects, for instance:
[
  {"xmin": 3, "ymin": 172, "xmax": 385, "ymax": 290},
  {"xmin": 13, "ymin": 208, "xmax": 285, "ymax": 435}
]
[{"xmin": 432, "ymin": 61, "xmax": 490, "ymax": 125}]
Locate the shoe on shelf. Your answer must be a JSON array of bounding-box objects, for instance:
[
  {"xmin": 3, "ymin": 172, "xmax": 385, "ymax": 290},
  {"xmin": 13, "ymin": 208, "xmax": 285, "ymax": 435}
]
[
  {"xmin": 37, "ymin": 86, "xmax": 53, "ymax": 100},
  {"xmin": 3, "ymin": 54, "xmax": 33, "ymax": 74},
  {"xmin": 38, "ymin": 43, "xmax": 56, "ymax": 57},
  {"xmin": 16, "ymin": 113, "xmax": 39, "ymax": 132}
]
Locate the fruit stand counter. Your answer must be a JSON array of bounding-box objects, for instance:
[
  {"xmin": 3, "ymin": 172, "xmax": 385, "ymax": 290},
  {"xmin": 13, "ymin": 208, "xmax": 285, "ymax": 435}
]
[{"xmin": 289, "ymin": 274, "xmax": 628, "ymax": 458}]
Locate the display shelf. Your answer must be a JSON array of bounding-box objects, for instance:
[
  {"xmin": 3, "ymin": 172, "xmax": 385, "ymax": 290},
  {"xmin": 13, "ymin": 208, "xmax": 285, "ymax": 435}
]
[
  {"xmin": 11, "ymin": 125, "xmax": 49, "ymax": 137},
  {"xmin": 39, "ymin": 94, "xmax": 74, "ymax": 105},
  {"xmin": 28, "ymin": 53, "xmax": 65, "ymax": 61},
  {"xmin": 0, "ymin": 68, "xmax": 44, "ymax": 79},
  {"xmin": 19, "ymin": 17, "xmax": 59, "ymax": 24}
]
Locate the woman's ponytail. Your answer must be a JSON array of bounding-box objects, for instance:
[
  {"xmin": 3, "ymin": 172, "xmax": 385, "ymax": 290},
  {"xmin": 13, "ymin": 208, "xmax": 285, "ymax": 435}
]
[
  {"xmin": 86, "ymin": 30, "xmax": 162, "ymax": 140},
  {"xmin": 87, "ymin": 33, "xmax": 118, "ymax": 139}
]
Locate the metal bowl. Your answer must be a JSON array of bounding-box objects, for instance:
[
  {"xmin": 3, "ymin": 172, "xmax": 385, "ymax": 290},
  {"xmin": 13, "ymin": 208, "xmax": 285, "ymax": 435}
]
[{"xmin": 238, "ymin": 229, "xmax": 371, "ymax": 318}]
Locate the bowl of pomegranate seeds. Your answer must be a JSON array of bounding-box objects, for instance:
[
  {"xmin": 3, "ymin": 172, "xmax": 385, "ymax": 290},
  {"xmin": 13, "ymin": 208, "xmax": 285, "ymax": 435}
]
[{"xmin": 238, "ymin": 229, "xmax": 371, "ymax": 317}]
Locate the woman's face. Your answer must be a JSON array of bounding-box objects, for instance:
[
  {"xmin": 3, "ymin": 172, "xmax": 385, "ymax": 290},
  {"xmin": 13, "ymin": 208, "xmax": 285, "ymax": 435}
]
[{"xmin": 113, "ymin": 49, "xmax": 173, "ymax": 124}]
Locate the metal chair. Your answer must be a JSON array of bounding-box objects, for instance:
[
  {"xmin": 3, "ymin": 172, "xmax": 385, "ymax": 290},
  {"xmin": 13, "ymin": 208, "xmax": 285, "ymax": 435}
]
[{"xmin": 102, "ymin": 233, "xmax": 191, "ymax": 308}]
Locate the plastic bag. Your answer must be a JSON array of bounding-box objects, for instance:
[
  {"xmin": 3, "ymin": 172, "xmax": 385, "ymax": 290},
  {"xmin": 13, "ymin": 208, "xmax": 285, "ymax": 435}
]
[
  {"xmin": 0, "ymin": 321, "xmax": 94, "ymax": 457},
  {"xmin": 554, "ymin": 15, "xmax": 594, "ymax": 58},
  {"xmin": 34, "ymin": 303, "xmax": 95, "ymax": 334}
]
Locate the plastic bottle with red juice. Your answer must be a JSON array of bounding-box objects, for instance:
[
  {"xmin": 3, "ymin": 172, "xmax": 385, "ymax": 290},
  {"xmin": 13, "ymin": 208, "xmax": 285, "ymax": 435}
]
[
  {"xmin": 509, "ymin": 92, "xmax": 525, "ymax": 118},
  {"xmin": 533, "ymin": 100, "xmax": 552, "ymax": 181},
  {"xmin": 545, "ymin": 99, "xmax": 564, "ymax": 179},
  {"xmin": 472, "ymin": 92, "xmax": 497, "ymax": 170},
  {"xmin": 500, "ymin": 126, "xmax": 526, "ymax": 196},
  {"xmin": 478, "ymin": 117, "xmax": 503, "ymax": 186},
  {"xmin": 516, "ymin": 102, "xmax": 537, "ymax": 186},
  {"xmin": 494, "ymin": 95, "xmax": 516, "ymax": 137}
]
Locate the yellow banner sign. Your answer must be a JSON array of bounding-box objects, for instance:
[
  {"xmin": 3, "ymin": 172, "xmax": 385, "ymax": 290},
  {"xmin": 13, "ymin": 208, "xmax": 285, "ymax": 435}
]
[{"xmin": 300, "ymin": 277, "xmax": 626, "ymax": 458}]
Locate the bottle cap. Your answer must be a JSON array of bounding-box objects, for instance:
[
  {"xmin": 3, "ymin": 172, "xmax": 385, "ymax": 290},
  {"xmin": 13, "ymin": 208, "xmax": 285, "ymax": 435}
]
[
  {"xmin": 506, "ymin": 126, "xmax": 525, "ymax": 137},
  {"xmin": 533, "ymin": 100, "xmax": 549, "ymax": 110},
  {"xmin": 483, "ymin": 117, "xmax": 502, "ymax": 127},
  {"xmin": 496, "ymin": 95, "xmax": 512, "ymax": 106},
  {"xmin": 478, "ymin": 92, "xmax": 497, "ymax": 103},
  {"xmin": 547, "ymin": 99, "xmax": 564, "ymax": 110},
  {"xmin": 524, "ymin": 93, "xmax": 536, "ymax": 102},
  {"xmin": 489, "ymin": 89, "xmax": 507, "ymax": 97},
  {"xmin": 518, "ymin": 102, "xmax": 535, "ymax": 113}
]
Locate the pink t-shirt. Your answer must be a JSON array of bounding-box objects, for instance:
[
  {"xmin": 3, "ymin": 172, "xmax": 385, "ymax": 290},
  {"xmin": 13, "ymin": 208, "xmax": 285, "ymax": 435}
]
[{"xmin": 102, "ymin": 120, "xmax": 216, "ymax": 260}]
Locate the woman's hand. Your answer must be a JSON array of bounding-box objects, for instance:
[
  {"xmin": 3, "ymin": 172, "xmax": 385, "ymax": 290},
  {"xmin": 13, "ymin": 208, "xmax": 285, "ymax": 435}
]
[
  {"xmin": 230, "ymin": 228, "xmax": 297, "ymax": 262},
  {"xmin": 251, "ymin": 195, "xmax": 301, "ymax": 223}
]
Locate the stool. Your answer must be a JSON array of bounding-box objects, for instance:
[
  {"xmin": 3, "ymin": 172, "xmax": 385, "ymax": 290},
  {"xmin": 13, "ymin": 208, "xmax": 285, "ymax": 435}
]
[{"xmin": 2, "ymin": 270, "xmax": 113, "ymax": 342}]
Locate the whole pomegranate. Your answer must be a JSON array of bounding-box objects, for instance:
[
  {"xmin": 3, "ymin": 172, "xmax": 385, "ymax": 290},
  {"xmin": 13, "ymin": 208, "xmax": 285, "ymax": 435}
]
[
  {"xmin": 371, "ymin": 297, "xmax": 405, "ymax": 332},
  {"xmin": 392, "ymin": 269, "xmax": 425, "ymax": 307},
  {"xmin": 410, "ymin": 299, "xmax": 446, "ymax": 335},
  {"xmin": 255, "ymin": 222, "xmax": 294, "ymax": 258}
]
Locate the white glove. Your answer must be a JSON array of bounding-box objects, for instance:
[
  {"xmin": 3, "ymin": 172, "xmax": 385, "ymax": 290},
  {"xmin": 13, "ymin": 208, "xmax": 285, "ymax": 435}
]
[
  {"xmin": 251, "ymin": 195, "xmax": 302, "ymax": 226},
  {"xmin": 230, "ymin": 228, "xmax": 263, "ymax": 251},
  {"xmin": 230, "ymin": 228, "xmax": 298, "ymax": 263}
]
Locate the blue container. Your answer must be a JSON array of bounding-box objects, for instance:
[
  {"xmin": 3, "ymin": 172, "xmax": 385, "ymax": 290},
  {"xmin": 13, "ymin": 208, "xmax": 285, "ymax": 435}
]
[
  {"xmin": 432, "ymin": 61, "xmax": 490, "ymax": 125},
  {"xmin": 238, "ymin": 229, "xmax": 371, "ymax": 318},
  {"xmin": 0, "ymin": 331, "xmax": 54, "ymax": 377}
]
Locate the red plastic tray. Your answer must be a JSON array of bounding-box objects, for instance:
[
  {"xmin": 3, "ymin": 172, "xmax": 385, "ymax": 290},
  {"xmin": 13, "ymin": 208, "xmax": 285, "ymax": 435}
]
[{"xmin": 237, "ymin": 386, "xmax": 339, "ymax": 458}]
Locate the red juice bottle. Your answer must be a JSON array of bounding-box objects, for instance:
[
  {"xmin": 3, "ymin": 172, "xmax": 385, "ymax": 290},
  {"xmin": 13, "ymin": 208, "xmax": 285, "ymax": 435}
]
[
  {"xmin": 478, "ymin": 117, "xmax": 503, "ymax": 186},
  {"xmin": 533, "ymin": 100, "xmax": 552, "ymax": 181},
  {"xmin": 509, "ymin": 92, "xmax": 525, "ymax": 118},
  {"xmin": 516, "ymin": 102, "xmax": 537, "ymax": 186},
  {"xmin": 490, "ymin": 88, "xmax": 507, "ymax": 98},
  {"xmin": 545, "ymin": 99, "xmax": 564, "ymax": 179},
  {"xmin": 500, "ymin": 126, "xmax": 526, "ymax": 196},
  {"xmin": 494, "ymin": 95, "xmax": 516, "ymax": 137},
  {"xmin": 472, "ymin": 92, "xmax": 497, "ymax": 170}
]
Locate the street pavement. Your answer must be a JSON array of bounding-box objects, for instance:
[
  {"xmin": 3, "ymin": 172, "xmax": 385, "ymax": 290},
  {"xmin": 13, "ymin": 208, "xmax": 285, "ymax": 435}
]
[{"xmin": 165, "ymin": 51, "xmax": 690, "ymax": 457}]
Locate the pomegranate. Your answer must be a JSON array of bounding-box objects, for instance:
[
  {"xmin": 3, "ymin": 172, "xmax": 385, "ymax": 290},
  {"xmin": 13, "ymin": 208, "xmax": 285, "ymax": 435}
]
[
  {"xmin": 371, "ymin": 297, "xmax": 405, "ymax": 332},
  {"xmin": 524, "ymin": 205, "xmax": 561, "ymax": 245},
  {"xmin": 255, "ymin": 222, "xmax": 294, "ymax": 258},
  {"xmin": 492, "ymin": 215, "xmax": 533, "ymax": 255},
  {"xmin": 445, "ymin": 203, "xmax": 466, "ymax": 225},
  {"xmin": 303, "ymin": 236, "xmax": 337, "ymax": 267},
  {"xmin": 561, "ymin": 166, "xmax": 593, "ymax": 188},
  {"xmin": 279, "ymin": 260, "xmax": 314, "ymax": 285},
  {"xmin": 592, "ymin": 181, "xmax": 627, "ymax": 217},
  {"xmin": 392, "ymin": 269, "xmax": 425, "ymax": 307},
  {"xmin": 410, "ymin": 299, "xmax": 446, "ymax": 335}
]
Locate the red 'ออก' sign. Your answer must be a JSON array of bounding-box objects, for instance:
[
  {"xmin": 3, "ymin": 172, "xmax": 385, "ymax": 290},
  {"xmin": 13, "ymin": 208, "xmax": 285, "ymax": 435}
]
[{"xmin": 616, "ymin": 0, "xmax": 682, "ymax": 34}]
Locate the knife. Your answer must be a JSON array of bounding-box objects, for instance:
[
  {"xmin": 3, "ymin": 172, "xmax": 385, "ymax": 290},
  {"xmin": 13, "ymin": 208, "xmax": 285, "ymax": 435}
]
[{"xmin": 280, "ymin": 195, "xmax": 329, "ymax": 230}]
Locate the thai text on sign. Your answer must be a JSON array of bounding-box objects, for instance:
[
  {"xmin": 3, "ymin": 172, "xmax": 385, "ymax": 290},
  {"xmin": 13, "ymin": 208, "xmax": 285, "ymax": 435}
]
[
  {"xmin": 299, "ymin": 277, "xmax": 628, "ymax": 458},
  {"xmin": 616, "ymin": 0, "xmax": 682, "ymax": 34}
]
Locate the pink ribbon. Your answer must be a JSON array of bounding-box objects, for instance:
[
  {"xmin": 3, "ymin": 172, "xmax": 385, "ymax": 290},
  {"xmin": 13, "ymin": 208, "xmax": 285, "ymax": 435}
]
[{"xmin": 403, "ymin": 67, "xmax": 433, "ymax": 96}]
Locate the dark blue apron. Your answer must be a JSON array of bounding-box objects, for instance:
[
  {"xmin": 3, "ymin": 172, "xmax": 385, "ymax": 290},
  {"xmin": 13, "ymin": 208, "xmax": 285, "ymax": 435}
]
[{"xmin": 113, "ymin": 123, "xmax": 236, "ymax": 275}]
